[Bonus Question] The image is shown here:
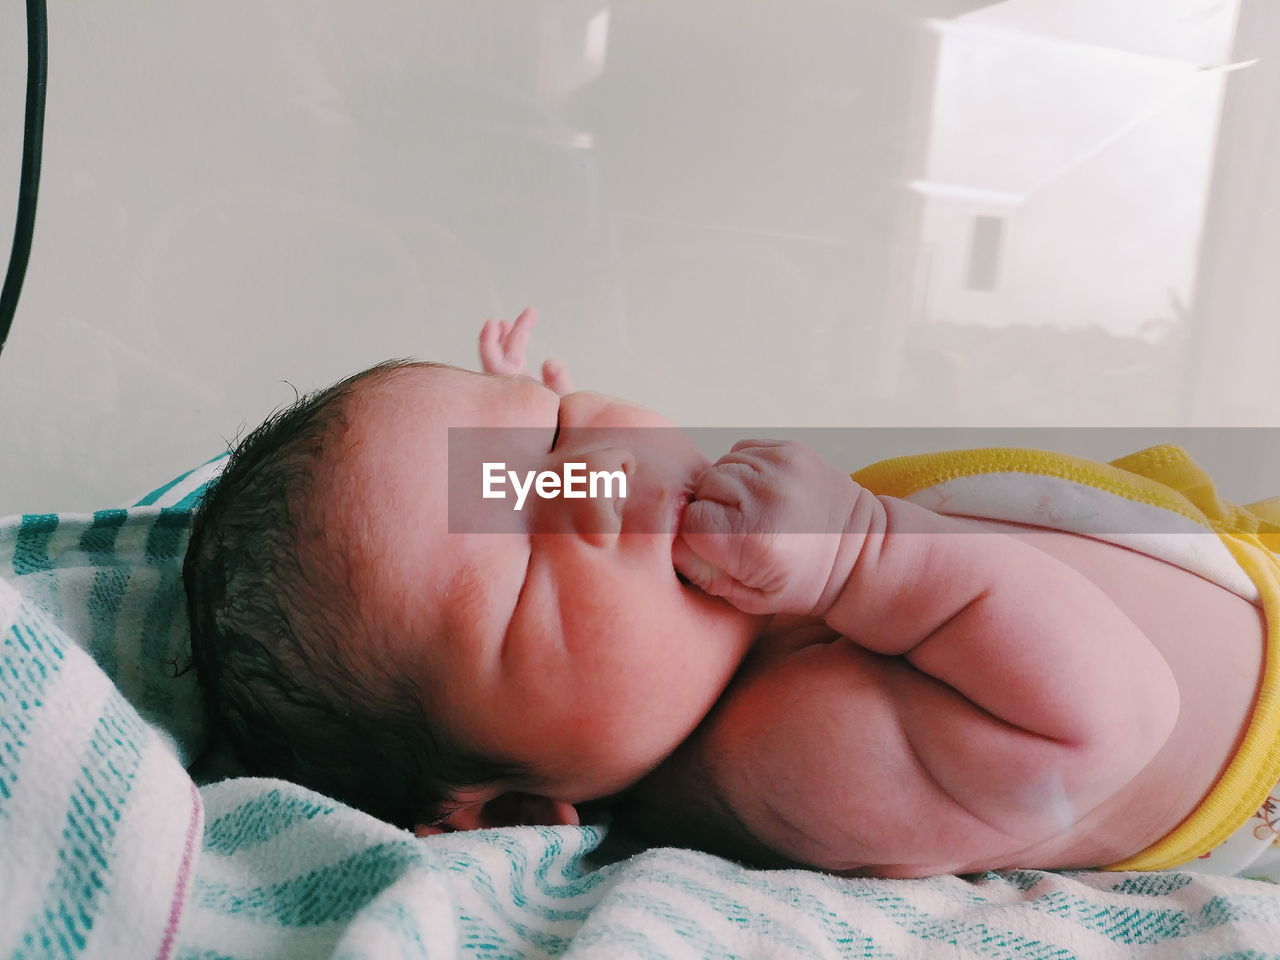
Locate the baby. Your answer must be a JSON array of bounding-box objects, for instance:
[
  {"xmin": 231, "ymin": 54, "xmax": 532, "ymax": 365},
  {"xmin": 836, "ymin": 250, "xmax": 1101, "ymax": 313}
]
[{"xmin": 184, "ymin": 309, "xmax": 1280, "ymax": 878}]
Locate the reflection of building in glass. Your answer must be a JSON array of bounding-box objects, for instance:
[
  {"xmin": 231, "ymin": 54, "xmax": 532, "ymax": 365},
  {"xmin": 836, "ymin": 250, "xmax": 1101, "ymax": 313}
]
[
  {"xmin": 867, "ymin": 0, "xmax": 1273, "ymax": 425},
  {"xmin": 903, "ymin": 6, "xmax": 1240, "ymax": 335}
]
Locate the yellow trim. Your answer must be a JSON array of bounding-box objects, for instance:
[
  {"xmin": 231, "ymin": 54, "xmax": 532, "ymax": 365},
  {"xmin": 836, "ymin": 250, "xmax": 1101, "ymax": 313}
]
[
  {"xmin": 851, "ymin": 444, "xmax": 1280, "ymax": 871},
  {"xmin": 853, "ymin": 446, "xmax": 1215, "ymax": 530}
]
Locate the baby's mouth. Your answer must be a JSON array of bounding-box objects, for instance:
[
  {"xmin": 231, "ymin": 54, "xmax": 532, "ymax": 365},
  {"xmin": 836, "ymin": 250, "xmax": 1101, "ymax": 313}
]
[
  {"xmin": 672, "ymin": 483, "xmax": 695, "ymax": 585},
  {"xmin": 673, "ymin": 482, "xmax": 694, "ymax": 533}
]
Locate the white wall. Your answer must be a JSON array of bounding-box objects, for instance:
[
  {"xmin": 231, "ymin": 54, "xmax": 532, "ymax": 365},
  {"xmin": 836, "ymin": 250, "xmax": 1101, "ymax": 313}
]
[{"xmin": 1, "ymin": 0, "xmax": 1277, "ymax": 513}]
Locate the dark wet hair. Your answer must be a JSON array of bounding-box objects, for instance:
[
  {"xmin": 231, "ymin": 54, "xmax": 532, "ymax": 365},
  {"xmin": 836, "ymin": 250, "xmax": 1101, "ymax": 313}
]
[{"xmin": 183, "ymin": 359, "xmax": 529, "ymax": 829}]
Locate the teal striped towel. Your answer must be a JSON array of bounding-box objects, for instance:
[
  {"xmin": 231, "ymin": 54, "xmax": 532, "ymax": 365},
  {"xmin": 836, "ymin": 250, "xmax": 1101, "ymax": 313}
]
[{"xmin": 3, "ymin": 457, "xmax": 1280, "ymax": 958}]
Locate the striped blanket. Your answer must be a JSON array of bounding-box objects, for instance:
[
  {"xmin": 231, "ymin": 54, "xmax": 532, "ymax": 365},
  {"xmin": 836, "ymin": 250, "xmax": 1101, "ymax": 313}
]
[{"xmin": 3, "ymin": 458, "xmax": 1280, "ymax": 958}]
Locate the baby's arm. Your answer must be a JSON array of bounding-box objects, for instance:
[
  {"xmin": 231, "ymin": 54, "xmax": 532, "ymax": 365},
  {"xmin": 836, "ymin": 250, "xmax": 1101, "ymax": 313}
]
[
  {"xmin": 817, "ymin": 495, "xmax": 1178, "ymax": 844},
  {"xmin": 676, "ymin": 442, "xmax": 1180, "ymax": 869}
]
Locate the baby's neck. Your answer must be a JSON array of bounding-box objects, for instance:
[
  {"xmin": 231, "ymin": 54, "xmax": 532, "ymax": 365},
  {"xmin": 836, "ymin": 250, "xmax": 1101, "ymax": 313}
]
[{"xmin": 746, "ymin": 614, "xmax": 841, "ymax": 669}]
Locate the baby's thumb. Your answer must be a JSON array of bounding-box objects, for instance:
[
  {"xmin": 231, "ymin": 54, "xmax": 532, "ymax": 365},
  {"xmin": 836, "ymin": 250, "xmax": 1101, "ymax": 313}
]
[
  {"xmin": 673, "ymin": 535, "xmax": 722, "ymax": 595},
  {"xmin": 673, "ymin": 533, "xmax": 771, "ymax": 615}
]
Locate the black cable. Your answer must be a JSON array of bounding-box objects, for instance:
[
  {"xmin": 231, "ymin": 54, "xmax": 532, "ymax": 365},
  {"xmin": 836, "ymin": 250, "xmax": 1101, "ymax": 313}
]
[{"xmin": 0, "ymin": 0, "xmax": 48, "ymax": 358}]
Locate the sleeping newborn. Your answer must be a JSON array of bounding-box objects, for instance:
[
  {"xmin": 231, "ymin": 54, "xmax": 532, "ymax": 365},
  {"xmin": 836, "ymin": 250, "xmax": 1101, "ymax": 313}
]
[{"xmin": 184, "ymin": 309, "xmax": 1280, "ymax": 878}]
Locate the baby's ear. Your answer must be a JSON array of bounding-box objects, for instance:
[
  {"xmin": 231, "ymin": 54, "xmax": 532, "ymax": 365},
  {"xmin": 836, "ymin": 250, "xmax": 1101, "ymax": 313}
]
[{"xmin": 414, "ymin": 792, "xmax": 580, "ymax": 837}]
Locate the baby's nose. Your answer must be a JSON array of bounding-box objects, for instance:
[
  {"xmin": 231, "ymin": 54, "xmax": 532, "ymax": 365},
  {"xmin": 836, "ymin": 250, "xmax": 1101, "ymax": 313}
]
[{"xmin": 547, "ymin": 446, "xmax": 634, "ymax": 547}]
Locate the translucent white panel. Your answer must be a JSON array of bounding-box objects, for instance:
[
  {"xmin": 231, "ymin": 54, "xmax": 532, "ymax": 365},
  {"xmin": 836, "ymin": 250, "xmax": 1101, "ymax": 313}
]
[{"xmin": 0, "ymin": 0, "xmax": 1277, "ymax": 513}]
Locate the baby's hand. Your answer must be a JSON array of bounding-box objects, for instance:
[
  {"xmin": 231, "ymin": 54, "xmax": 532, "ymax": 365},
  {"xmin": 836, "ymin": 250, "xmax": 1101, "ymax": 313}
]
[
  {"xmin": 478, "ymin": 307, "xmax": 575, "ymax": 395},
  {"xmin": 674, "ymin": 440, "xmax": 862, "ymax": 617}
]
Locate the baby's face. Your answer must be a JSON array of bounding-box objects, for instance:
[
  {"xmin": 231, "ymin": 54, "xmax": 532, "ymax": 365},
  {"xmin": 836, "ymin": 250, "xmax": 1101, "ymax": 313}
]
[{"xmin": 327, "ymin": 364, "xmax": 764, "ymax": 805}]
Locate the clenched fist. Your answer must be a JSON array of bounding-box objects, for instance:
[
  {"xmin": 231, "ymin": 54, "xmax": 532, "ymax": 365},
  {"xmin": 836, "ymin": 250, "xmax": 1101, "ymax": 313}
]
[{"xmin": 674, "ymin": 440, "xmax": 869, "ymax": 618}]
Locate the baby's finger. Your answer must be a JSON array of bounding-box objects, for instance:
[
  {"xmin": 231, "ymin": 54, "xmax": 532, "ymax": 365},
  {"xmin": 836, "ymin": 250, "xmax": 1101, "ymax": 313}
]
[
  {"xmin": 541, "ymin": 359, "xmax": 575, "ymax": 396},
  {"xmin": 509, "ymin": 307, "xmax": 536, "ymax": 357},
  {"xmin": 672, "ymin": 535, "xmax": 721, "ymax": 594},
  {"xmin": 691, "ymin": 461, "xmax": 761, "ymax": 509},
  {"xmin": 729, "ymin": 438, "xmax": 788, "ymax": 453},
  {"xmin": 679, "ymin": 496, "xmax": 766, "ymax": 556},
  {"xmin": 674, "ymin": 535, "xmax": 774, "ymax": 615},
  {"xmin": 479, "ymin": 319, "xmax": 506, "ymax": 372},
  {"xmin": 722, "ymin": 443, "xmax": 799, "ymax": 475},
  {"xmin": 512, "ymin": 306, "xmax": 538, "ymax": 334}
]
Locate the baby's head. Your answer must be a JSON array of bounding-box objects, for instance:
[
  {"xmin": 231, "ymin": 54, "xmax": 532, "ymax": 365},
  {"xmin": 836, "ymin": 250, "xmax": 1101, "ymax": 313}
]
[{"xmin": 184, "ymin": 360, "xmax": 763, "ymax": 830}]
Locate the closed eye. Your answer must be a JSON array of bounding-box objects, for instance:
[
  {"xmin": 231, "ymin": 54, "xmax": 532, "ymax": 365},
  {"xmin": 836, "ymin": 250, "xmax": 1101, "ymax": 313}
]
[{"xmin": 549, "ymin": 402, "xmax": 562, "ymax": 452}]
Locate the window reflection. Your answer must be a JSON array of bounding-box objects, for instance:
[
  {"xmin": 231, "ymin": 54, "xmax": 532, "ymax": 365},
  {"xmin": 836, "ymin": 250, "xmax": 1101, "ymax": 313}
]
[{"xmin": 882, "ymin": 0, "xmax": 1258, "ymax": 424}]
